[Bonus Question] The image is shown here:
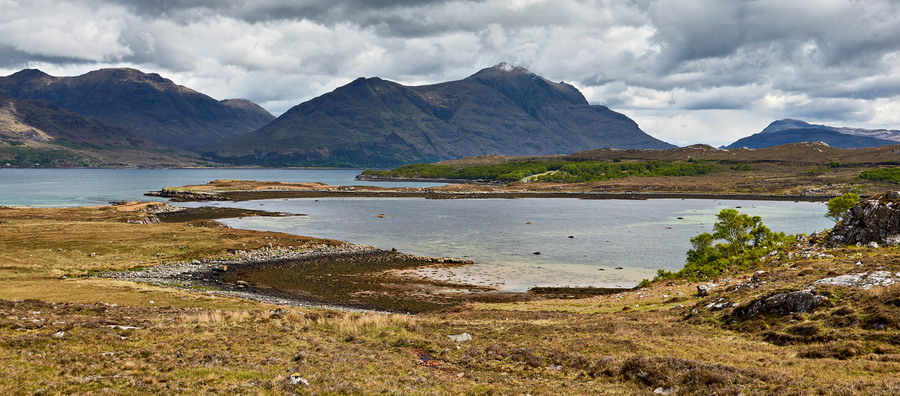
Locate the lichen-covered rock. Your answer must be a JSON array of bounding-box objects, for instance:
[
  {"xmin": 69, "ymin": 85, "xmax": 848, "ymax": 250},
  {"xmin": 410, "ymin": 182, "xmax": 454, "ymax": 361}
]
[
  {"xmin": 828, "ymin": 191, "xmax": 900, "ymax": 246},
  {"xmin": 814, "ymin": 271, "xmax": 899, "ymax": 290},
  {"xmin": 732, "ymin": 290, "xmax": 824, "ymax": 317}
]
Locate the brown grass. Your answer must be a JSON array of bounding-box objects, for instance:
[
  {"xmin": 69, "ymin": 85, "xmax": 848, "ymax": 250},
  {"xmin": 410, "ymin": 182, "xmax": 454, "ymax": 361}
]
[{"xmin": 1, "ymin": 204, "xmax": 899, "ymax": 394}]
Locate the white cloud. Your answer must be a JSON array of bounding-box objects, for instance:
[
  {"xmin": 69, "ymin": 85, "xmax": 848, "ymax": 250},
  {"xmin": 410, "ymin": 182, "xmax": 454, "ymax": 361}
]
[{"xmin": 3, "ymin": 0, "xmax": 900, "ymax": 146}]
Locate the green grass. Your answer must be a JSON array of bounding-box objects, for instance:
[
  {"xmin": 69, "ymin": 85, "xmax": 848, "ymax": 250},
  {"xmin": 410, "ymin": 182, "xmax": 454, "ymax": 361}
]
[{"xmin": 364, "ymin": 159, "xmax": 720, "ymax": 183}]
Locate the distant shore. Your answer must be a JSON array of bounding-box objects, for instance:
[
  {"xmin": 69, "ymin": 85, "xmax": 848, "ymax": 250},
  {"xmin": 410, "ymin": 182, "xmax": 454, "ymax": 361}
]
[{"xmin": 147, "ymin": 179, "xmax": 836, "ymax": 202}]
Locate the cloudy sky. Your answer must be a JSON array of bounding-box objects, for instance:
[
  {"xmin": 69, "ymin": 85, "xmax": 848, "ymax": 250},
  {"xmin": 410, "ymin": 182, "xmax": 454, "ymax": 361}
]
[{"xmin": 3, "ymin": 0, "xmax": 900, "ymax": 146}]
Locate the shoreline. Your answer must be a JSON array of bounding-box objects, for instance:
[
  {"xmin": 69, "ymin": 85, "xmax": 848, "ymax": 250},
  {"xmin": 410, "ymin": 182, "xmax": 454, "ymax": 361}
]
[
  {"xmin": 100, "ymin": 241, "xmax": 546, "ymax": 314},
  {"xmin": 147, "ymin": 187, "xmax": 834, "ymax": 202}
]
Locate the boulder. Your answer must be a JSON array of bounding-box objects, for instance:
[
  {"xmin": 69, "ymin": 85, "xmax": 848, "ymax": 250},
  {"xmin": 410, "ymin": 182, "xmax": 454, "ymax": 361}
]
[
  {"xmin": 732, "ymin": 290, "xmax": 824, "ymax": 317},
  {"xmin": 814, "ymin": 271, "xmax": 899, "ymax": 290},
  {"xmin": 697, "ymin": 285, "xmax": 711, "ymax": 297},
  {"xmin": 448, "ymin": 333, "xmax": 473, "ymax": 343},
  {"xmin": 828, "ymin": 191, "xmax": 900, "ymax": 246}
]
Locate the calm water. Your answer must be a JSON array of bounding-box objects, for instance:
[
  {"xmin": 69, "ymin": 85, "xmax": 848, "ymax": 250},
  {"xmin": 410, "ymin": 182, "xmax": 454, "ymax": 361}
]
[
  {"xmin": 1, "ymin": 169, "xmax": 833, "ymax": 290},
  {"xmin": 0, "ymin": 168, "xmax": 442, "ymax": 207},
  {"xmin": 182, "ymin": 197, "xmax": 833, "ymax": 291}
]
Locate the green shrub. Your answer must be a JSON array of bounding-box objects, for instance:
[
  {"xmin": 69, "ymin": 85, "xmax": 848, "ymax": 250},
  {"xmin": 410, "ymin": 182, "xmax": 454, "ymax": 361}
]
[
  {"xmin": 366, "ymin": 159, "xmax": 721, "ymax": 184},
  {"xmin": 858, "ymin": 167, "xmax": 900, "ymax": 184},
  {"xmin": 653, "ymin": 209, "xmax": 788, "ymax": 282},
  {"xmin": 825, "ymin": 192, "xmax": 860, "ymax": 224}
]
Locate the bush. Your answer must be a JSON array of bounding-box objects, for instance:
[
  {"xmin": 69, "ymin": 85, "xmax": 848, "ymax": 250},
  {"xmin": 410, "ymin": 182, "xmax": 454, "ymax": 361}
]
[
  {"xmin": 858, "ymin": 167, "xmax": 900, "ymax": 184},
  {"xmin": 366, "ymin": 159, "xmax": 720, "ymax": 184},
  {"xmin": 653, "ymin": 209, "xmax": 788, "ymax": 282},
  {"xmin": 825, "ymin": 192, "xmax": 860, "ymax": 224}
]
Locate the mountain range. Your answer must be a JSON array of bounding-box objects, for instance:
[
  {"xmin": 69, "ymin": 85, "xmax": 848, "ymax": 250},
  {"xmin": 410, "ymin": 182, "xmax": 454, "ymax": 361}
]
[
  {"xmin": 726, "ymin": 119, "xmax": 900, "ymax": 149},
  {"xmin": 3, "ymin": 64, "xmax": 897, "ymax": 169},
  {"xmin": 0, "ymin": 68, "xmax": 274, "ymax": 150},
  {"xmin": 208, "ymin": 63, "xmax": 674, "ymax": 167}
]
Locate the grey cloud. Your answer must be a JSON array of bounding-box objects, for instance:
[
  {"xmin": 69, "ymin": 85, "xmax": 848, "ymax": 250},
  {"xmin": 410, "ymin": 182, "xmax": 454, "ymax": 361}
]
[{"xmin": 3, "ymin": 0, "xmax": 900, "ymax": 141}]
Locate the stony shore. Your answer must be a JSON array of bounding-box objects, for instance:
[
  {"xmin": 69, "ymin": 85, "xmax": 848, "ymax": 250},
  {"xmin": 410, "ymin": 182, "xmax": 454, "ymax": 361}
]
[{"xmin": 103, "ymin": 243, "xmax": 477, "ymax": 312}]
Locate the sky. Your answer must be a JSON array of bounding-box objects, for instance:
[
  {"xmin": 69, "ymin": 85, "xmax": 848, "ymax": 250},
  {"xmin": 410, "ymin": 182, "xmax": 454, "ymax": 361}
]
[{"xmin": 3, "ymin": 0, "xmax": 900, "ymax": 146}]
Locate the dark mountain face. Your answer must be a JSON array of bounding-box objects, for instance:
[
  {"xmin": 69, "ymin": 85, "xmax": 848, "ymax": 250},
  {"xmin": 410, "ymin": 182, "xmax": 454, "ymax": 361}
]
[
  {"xmin": 0, "ymin": 94, "xmax": 202, "ymax": 167},
  {"xmin": 727, "ymin": 119, "xmax": 900, "ymax": 149},
  {"xmin": 0, "ymin": 94, "xmax": 147, "ymax": 148},
  {"xmin": 0, "ymin": 69, "xmax": 275, "ymax": 150},
  {"xmin": 211, "ymin": 63, "xmax": 674, "ymax": 167},
  {"xmin": 727, "ymin": 128, "xmax": 898, "ymax": 149}
]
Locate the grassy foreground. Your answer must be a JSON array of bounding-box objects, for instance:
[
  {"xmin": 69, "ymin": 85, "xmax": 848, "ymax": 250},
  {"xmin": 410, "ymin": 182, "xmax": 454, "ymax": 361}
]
[{"xmin": 1, "ymin": 204, "xmax": 899, "ymax": 394}]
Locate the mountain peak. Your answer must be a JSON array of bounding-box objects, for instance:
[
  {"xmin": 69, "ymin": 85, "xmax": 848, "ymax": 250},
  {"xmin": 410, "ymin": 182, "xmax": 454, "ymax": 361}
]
[
  {"xmin": 492, "ymin": 62, "xmax": 532, "ymax": 73},
  {"xmin": 81, "ymin": 68, "xmax": 171, "ymax": 84},
  {"xmin": 8, "ymin": 69, "xmax": 52, "ymax": 80},
  {"xmin": 760, "ymin": 119, "xmax": 822, "ymax": 134}
]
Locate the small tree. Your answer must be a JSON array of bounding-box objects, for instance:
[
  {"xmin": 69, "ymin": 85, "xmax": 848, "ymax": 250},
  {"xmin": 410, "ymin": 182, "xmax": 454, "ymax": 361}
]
[
  {"xmin": 826, "ymin": 192, "xmax": 860, "ymax": 224},
  {"xmin": 711, "ymin": 209, "xmax": 771, "ymax": 256},
  {"xmin": 656, "ymin": 209, "xmax": 785, "ymax": 282}
]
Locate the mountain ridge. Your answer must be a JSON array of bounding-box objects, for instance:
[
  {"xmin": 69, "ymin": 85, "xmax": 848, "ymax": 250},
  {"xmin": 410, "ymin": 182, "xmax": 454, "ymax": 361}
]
[
  {"xmin": 0, "ymin": 68, "xmax": 275, "ymax": 150},
  {"xmin": 210, "ymin": 63, "xmax": 674, "ymax": 167},
  {"xmin": 728, "ymin": 119, "xmax": 900, "ymax": 149}
]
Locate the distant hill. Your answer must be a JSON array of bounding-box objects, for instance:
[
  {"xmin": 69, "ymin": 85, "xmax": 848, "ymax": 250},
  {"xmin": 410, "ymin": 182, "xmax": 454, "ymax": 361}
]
[
  {"xmin": 0, "ymin": 68, "xmax": 274, "ymax": 150},
  {"xmin": 726, "ymin": 119, "xmax": 900, "ymax": 149},
  {"xmin": 436, "ymin": 142, "xmax": 900, "ymax": 167},
  {"xmin": 0, "ymin": 94, "xmax": 200, "ymax": 167},
  {"xmin": 210, "ymin": 63, "xmax": 674, "ymax": 167}
]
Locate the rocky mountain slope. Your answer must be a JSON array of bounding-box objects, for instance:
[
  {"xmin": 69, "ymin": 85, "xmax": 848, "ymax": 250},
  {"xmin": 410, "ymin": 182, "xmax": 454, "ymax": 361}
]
[
  {"xmin": 0, "ymin": 94, "xmax": 203, "ymax": 167},
  {"xmin": 0, "ymin": 69, "xmax": 274, "ymax": 150},
  {"xmin": 210, "ymin": 63, "xmax": 674, "ymax": 167},
  {"xmin": 727, "ymin": 119, "xmax": 900, "ymax": 149}
]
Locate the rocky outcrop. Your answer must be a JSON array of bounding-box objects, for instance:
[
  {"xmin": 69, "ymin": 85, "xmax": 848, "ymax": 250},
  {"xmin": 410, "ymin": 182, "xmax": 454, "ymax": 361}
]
[
  {"xmin": 145, "ymin": 189, "xmax": 222, "ymax": 201},
  {"xmin": 828, "ymin": 191, "xmax": 900, "ymax": 246},
  {"xmin": 732, "ymin": 290, "xmax": 824, "ymax": 317},
  {"xmin": 814, "ymin": 271, "xmax": 899, "ymax": 290}
]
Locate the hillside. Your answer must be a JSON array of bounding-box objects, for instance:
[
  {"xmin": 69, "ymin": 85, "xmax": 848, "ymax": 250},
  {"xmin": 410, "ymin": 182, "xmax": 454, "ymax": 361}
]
[
  {"xmin": 0, "ymin": 94, "xmax": 201, "ymax": 167},
  {"xmin": 0, "ymin": 68, "xmax": 274, "ymax": 150},
  {"xmin": 210, "ymin": 63, "xmax": 674, "ymax": 167},
  {"xmin": 726, "ymin": 119, "xmax": 900, "ymax": 149}
]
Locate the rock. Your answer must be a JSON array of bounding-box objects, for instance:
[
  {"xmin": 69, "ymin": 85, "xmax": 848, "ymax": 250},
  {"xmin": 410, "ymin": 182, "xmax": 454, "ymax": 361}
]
[
  {"xmin": 614, "ymin": 267, "xmax": 623, "ymax": 270},
  {"xmin": 448, "ymin": 333, "xmax": 472, "ymax": 343},
  {"xmin": 654, "ymin": 386, "xmax": 677, "ymax": 395},
  {"xmin": 533, "ymin": 251, "xmax": 541, "ymax": 255},
  {"xmin": 212, "ymin": 265, "xmax": 227, "ymax": 272},
  {"xmin": 697, "ymin": 284, "xmax": 711, "ymax": 297},
  {"xmin": 287, "ymin": 373, "xmax": 309, "ymax": 387},
  {"xmin": 884, "ymin": 235, "xmax": 900, "ymax": 246},
  {"xmin": 829, "ymin": 191, "xmax": 900, "ymax": 246},
  {"xmin": 868, "ymin": 241, "xmax": 879, "ymax": 248},
  {"xmin": 52, "ymin": 331, "xmax": 65, "ymax": 338},
  {"xmin": 567, "ymin": 235, "xmax": 575, "ymax": 239},
  {"xmin": 733, "ymin": 290, "xmax": 824, "ymax": 317},
  {"xmin": 89, "ymin": 252, "xmax": 96, "ymax": 257},
  {"xmin": 814, "ymin": 271, "xmax": 898, "ymax": 290}
]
